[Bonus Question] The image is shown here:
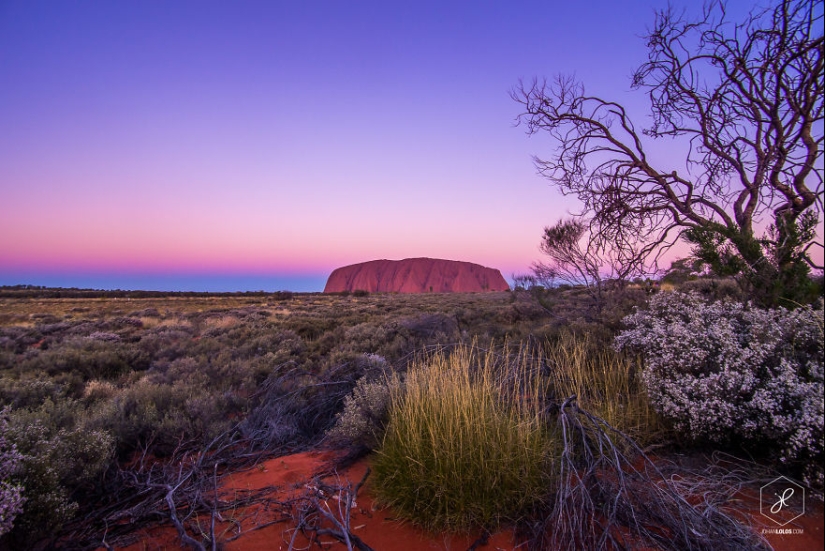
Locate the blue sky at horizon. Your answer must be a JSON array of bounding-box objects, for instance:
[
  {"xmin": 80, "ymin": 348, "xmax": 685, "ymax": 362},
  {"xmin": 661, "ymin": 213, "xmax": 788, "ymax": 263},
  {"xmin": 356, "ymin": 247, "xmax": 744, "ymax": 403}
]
[{"xmin": 1, "ymin": 0, "xmax": 804, "ymax": 292}]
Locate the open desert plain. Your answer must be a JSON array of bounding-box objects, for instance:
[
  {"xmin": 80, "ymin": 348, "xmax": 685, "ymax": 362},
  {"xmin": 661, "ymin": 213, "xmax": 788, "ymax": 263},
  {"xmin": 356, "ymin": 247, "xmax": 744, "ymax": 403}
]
[{"xmin": 0, "ymin": 286, "xmax": 821, "ymax": 550}]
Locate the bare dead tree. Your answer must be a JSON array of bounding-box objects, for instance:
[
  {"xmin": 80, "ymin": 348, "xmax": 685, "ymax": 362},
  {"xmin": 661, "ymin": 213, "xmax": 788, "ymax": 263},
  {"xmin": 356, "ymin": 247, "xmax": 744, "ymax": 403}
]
[
  {"xmin": 514, "ymin": 0, "xmax": 823, "ymax": 307},
  {"xmin": 533, "ymin": 218, "xmax": 649, "ymax": 303}
]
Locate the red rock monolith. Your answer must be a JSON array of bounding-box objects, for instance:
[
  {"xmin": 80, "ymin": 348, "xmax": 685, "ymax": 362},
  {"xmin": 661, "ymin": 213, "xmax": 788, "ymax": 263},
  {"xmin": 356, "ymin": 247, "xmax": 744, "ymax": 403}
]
[{"xmin": 323, "ymin": 258, "xmax": 510, "ymax": 293}]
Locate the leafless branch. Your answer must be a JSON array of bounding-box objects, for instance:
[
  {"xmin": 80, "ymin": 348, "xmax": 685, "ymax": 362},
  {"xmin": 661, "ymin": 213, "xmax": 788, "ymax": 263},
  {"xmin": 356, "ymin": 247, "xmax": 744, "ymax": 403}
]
[
  {"xmin": 514, "ymin": 0, "xmax": 823, "ymax": 306},
  {"xmin": 527, "ymin": 395, "xmax": 772, "ymax": 550}
]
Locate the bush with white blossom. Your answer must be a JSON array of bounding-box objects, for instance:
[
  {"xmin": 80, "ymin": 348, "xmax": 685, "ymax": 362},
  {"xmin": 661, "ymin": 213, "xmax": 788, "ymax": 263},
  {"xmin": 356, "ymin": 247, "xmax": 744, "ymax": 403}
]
[
  {"xmin": 615, "ymin": 292, "xmax": 824, "ymax": 488},
  {"xmin": 0, "ymin": 412, "xmax": 25, "ymax": 537}
]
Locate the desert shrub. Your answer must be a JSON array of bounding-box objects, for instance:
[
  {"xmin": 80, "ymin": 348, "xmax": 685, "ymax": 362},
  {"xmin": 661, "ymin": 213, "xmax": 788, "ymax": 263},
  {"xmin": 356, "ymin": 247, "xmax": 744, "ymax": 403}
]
[
  {"xmin": 0, "ymin": 327, "xmax": 43, "ymax": 354},
  {"xmin": 372, "ymin": 345, "xmax": 557, "ymax": 532},
  {"xmin": 0, "ymin": 377, "xmax": 69, "ymax": 410},
  {"xmin": 81, "ymin": 379, "xmax": 118, "ymax": 404},
  {"xmin": 2, "ymin": 411, "xmax": 113, "ymax": 545},
  {"xmin": 20, "ymin": 337, "xmax": 150, "ymax": 381},
  {"xmin": 137, "ymin": 326, "xmax": 194, "ymax": 364},
  {"xmin": 228, "ymin": 328, "xmax": 298, "ymax": 361},
  {"xmin": 616, "ymin": 292, "xmax": 824, "ymax": 488},
  {"xmin": 0, "ymin": 328, "xmax": 37, "ymax": 355},
  {"xmin": 89, "ymin": 379, "xmax": 231, "ymax": 457},
  {"xmin": 240, "ymin": 361, "xmax": 365, "ymax": 452},
  {"xmin": 0, "ymin": 412, "xmax": 25, "ymax": 537},
  {"xmin": 399, "ymin": 313, "xmax": 460, "ymax": 342},
  {"xmin": 325, "ymin": 358, "xmax": 393, "ymax": 450},
  {"xmin": 677, "ymin": 277, "xmax": 744, "ymax": 301},
  {"xmin": 87, "ymin": 331, "xmax": 122, "ymax": 342},
  {"xmin": 292, "ymin": 317, "xmax": 338, "ymax": 341},
  {"xmin": 341, "ymin": 323, "xmax": 393, "ymax": 354}
]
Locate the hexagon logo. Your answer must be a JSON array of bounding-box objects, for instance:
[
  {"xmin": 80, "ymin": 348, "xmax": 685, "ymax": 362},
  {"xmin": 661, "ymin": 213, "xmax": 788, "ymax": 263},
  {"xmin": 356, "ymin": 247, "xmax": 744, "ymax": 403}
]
[{"xmin": 760, "ymin": 476, "xmax": 805, "ymax": 526}]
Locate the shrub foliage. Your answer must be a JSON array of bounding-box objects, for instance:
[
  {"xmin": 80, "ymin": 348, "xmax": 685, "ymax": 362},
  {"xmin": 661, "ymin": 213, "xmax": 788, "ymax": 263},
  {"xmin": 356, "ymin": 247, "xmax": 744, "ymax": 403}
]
[
  {"xmin": 616, "ymin": 292, "xmax": 824, "ymax": 487},
  {"xmin": 0, "ymin": 412, "xmax": 24, "ymax": 537}
]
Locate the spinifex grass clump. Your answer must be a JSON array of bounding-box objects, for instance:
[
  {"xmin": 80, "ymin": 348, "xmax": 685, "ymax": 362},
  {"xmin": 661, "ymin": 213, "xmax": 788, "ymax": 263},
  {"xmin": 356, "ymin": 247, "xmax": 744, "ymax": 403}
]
[
  {"xmin": 544, "ymin": 332, "xmax": 664, "ymax": 446},
  {"xmin": 372, "ymin": 345, "xmax": 557, "ymax": 532}
]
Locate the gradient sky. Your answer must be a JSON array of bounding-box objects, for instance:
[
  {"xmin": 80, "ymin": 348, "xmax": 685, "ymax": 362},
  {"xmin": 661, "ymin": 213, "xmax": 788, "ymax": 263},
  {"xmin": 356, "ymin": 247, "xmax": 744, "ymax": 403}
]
[{"xmin": 0, "ymin": 0, "xmax": 787, "ymax": 291}]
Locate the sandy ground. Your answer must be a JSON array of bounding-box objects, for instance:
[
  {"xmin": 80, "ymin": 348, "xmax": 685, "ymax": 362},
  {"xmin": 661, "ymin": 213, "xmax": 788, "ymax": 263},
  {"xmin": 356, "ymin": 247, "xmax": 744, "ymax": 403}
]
[{"xmin": 117, "ymin": 450, "xmax": 823, "ymax": 551}]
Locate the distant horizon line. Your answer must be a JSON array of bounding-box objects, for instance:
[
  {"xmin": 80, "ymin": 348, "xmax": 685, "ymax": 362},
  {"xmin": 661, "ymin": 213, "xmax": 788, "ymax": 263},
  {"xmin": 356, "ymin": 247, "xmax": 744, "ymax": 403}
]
[
  {"xmin": 0, "ymin": 272, "xmax": 524, "ymax": 294},
  {"xmin": 0, "ymin": 272, "xmax": 331, "ymax": 293}
]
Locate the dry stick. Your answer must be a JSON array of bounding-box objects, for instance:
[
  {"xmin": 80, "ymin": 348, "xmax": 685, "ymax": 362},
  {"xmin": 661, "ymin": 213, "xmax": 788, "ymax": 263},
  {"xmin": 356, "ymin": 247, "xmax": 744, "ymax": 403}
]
[
  {"xmin": 286, "ymin": 513, "xmax": 307, "ymax": 551},
  {"xmin": 210, "ymin": 462, "xmax": 218, "ymax": 551},
  {"xmin": 302, "ymin": 469, "xmax": 376, "ymax": 551},
  {"xmin": 164, "ymin": 478, "xmax": 206, "ymax": 551},
  {"xmin": 223, "ymin": 517, "xmax": 293, "ymax": 542},
  {"xmin": 99, "ymin": 522, "xmax": 115, "ymax": 551},
  {"xmin": 541, "ymin": 395, "xmax": 770, "ymax": 551},
  {"xmin": 314, "ymin": 496, "xmax": 354, "ymax": 551}
]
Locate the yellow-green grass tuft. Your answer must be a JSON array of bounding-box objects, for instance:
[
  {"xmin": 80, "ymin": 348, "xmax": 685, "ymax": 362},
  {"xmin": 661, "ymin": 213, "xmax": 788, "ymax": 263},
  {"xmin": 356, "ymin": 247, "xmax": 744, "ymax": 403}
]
[
  {"xmin": 544, "ymin": 332, "xmax": 665, "ymax": 446},
  {"xmin": 371, "ymin": 345, "xmax": 557, "ymax": 532}
]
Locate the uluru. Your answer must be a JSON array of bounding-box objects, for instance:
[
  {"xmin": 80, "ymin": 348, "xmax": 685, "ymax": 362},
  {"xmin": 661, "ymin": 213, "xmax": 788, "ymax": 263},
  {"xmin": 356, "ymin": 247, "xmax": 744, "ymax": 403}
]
[{"xmin": 324, "ymin": 258, "xmax": 510, "ymax": 294}]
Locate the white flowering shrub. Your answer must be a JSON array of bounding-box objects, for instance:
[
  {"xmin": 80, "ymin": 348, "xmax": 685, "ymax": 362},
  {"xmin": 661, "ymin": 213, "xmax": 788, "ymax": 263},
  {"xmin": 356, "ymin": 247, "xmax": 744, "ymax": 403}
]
[
  {"xmin": 0, "ymin": 412, "xmax": 25, "ymax": 537},
  {"xmin": 616, "ymin": 292, "xmax": 824, "ymax": 488},
  {"xmin": 2, "ymin": 410, "xmax": 114, "ymax": 543}
]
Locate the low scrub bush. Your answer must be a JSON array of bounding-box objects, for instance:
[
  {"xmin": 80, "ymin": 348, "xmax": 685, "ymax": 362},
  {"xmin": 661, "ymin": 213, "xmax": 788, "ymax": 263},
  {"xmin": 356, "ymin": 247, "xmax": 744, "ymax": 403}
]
[
  {"xmin": 372, "ymin": 345, "xmax": 557, "ymax": 532},
  {"xmin": 0, "ymin": 412, "xmax": 24, "ymax": 537},
  {"xmin": 616, "ymin": 291, "xmax": 824, "ymax": 488},
  {"xmin": 20, "ymin": 338, "xmax": 150, "ymax": 381},
  {"xmin": 2, "ymin": 409, "xmax": 113, "ymax": 546},
  {"xmin": 89, "ymin": 379, "xmax": 233, "ymax": 457},
  {"xmin": 325, "ymin": 356, "xmax": 393, "ymax": 451}
]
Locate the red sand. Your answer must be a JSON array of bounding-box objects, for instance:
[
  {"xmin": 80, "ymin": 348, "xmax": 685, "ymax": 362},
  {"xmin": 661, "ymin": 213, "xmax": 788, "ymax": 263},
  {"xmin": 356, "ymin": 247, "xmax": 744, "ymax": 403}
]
[{"xmin": 118, "ymin": 450, "xmax": 823, "ymax": 551}]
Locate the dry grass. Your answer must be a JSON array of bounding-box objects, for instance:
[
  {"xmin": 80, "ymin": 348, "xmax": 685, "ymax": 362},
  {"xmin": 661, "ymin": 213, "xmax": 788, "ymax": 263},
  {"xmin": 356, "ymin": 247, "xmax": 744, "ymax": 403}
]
[
  {"xmin": 372, "ymin": 344, "xmax": 557, "ymax": 532},
  {"xmin": 543, "ymin": 332, "xmax": 665, "ymax": 446}
]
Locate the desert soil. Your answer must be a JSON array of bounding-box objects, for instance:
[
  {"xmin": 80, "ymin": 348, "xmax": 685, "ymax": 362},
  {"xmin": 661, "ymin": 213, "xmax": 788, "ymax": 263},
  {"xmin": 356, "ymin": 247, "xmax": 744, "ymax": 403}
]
[{"xmin": 117, "ymin": 450, "xmax": 823, "ymax": 551}]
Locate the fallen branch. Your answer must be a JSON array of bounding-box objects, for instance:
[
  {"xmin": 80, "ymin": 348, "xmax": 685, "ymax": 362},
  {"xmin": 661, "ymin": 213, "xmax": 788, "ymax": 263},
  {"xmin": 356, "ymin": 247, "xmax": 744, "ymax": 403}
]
[
  {"xmin": 530, "ymin": 395, "xmax": 771, "ymax": 551},
  {"xmin": 288, "ymin": 469, "xmax": 375, "ymax": 551}
]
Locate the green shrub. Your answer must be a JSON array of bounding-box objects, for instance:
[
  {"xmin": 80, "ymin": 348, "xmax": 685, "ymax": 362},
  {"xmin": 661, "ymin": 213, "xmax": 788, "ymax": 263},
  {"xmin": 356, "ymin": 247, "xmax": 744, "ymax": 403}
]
[
  {"xmin": 21, "ymin": 338, "xmax": 150, "ymax": 381},
  {"xmin": 2, "ymin": 412, "xmax": 113, "ymax": 546},
  {"xmin": 372, "ymin": 345, "xmax": 557, "ymax": 532},
  {"xmin": 89, "ymin": 380, "xmax": 233, "ymax": 457}
]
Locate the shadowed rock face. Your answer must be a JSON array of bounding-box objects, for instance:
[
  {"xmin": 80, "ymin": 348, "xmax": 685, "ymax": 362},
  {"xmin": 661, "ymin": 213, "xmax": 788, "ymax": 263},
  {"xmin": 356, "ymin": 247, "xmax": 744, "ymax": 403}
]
[{"xmin": 323, "ymin": 258, "xmax": 510, "ymax": 293}]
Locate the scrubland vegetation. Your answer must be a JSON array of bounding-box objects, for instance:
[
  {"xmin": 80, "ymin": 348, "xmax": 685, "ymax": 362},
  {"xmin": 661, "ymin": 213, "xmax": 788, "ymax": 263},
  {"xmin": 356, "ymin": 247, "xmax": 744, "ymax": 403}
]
[
  {"xmin": 2, "ymin": 0, "xmax": 819, "ymax": 547},
  {"xmin": 0, "ymin": 280, "xmax": 821, "ymax": 550}
]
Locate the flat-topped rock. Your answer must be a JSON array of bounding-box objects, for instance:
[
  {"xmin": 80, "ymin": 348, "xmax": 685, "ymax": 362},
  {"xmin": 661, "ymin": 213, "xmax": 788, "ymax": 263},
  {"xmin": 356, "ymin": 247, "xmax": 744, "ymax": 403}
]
[{"xmin": 323, "ymin": 258, "xmax": 510, "ymax": 293}]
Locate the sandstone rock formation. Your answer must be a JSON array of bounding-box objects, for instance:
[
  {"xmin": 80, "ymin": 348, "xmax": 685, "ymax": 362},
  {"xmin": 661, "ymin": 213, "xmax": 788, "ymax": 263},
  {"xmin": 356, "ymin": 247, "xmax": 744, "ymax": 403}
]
[{"xmin": 323, "ymin": 258, "xmax": 510, "ymax": 293}]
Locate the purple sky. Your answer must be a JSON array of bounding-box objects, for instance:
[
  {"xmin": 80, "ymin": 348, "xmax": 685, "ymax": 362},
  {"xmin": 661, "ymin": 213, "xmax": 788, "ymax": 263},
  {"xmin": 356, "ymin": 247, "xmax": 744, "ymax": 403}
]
[{"xmin": 0, "ymin": 0, "xmax": 775, "ymax": 291}]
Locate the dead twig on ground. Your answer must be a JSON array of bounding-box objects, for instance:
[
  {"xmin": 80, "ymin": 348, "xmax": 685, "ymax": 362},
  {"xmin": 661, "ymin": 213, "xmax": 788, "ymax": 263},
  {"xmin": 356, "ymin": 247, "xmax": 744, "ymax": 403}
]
[
  {"xmin": 287, "ymin": 468, "xmax": 375, "ymax": 551},
  {"xmin": 530, "ymin": 395, "xmax": 771, "ymax": 551}
]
